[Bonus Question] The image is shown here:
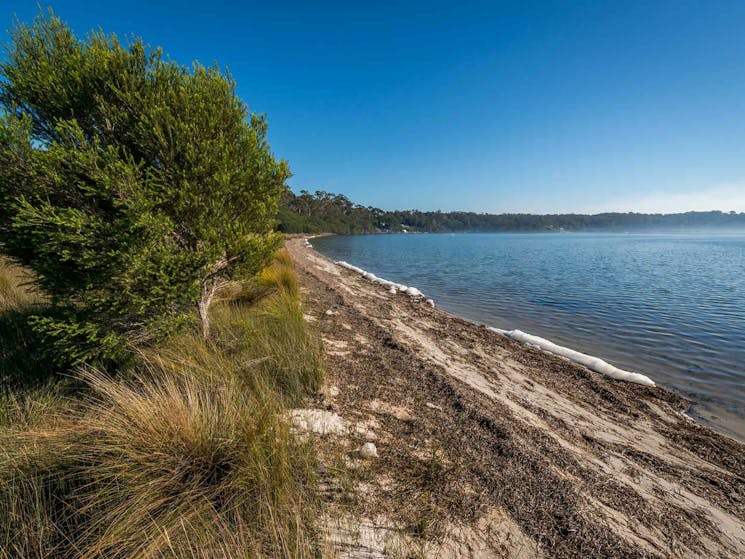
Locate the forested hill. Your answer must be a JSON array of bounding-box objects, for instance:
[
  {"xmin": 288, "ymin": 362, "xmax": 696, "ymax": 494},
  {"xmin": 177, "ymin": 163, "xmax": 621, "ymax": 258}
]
[{"xmin": 277, "ymin": 190, "xmax": 745, "ymax": 234}]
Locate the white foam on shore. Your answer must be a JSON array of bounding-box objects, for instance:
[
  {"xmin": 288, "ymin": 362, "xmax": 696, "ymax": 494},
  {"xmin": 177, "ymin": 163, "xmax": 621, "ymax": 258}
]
[
  {"xmin": 335, "ymin": 260, "xmax": 430, "ymax": 302},
  {"xmin": 489, "ymin": 328, "xmax": 655, "ymax": 387}
]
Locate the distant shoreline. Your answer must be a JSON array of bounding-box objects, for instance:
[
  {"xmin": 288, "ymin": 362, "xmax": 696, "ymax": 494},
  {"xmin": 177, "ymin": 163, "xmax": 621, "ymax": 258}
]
[
  {"xmin": 278, "ymin": 190, "xmax": 745, "ymax": 235},
  {"xmin": 293, "ymin": 228, "xmax": 745, "ymax": 236}
]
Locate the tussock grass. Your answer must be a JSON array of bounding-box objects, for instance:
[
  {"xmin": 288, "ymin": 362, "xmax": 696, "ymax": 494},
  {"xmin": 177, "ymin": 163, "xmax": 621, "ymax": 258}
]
[
  {"xmin": 397, "ymin": 447, "xmax": 460, "ymax": 541},
  {"xmin": 214, "ymin": 292, "xmax": 323, "ymax": 401},
  {"xmin": 216, "ymin": 249, "xmax": 298, "ymax": 306},
  {"xmin": 259, "ymin": 249, "xmax": 299, "ymax": 298},
  {"xmin": 0, "ymin": 382, "xmax": 68, "ymax": 430},
  {"xmin": 0, "ymin": 249, "xmax": 326, "ymax": 558},
  {"xmin": 272, "ymin": 247, "xmax": 295, "ymax": 269},
  {"xmin": 1, "ymin": 365, "xmax": 319, "ymax": 558},
  {"xmin": 157, "ymin": 251, "xmax": 323, "ymax": 403}
]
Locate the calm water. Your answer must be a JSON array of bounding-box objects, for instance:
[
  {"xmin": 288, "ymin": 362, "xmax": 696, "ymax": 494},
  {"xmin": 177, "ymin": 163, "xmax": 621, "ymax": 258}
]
[{"xmin": 313, "ymin": 232, "xmax": 745, "ymax": 440}]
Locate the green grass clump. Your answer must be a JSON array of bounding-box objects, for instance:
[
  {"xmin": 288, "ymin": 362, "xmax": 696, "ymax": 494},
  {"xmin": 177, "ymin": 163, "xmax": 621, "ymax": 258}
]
[
  {"xmin": 0, "ymin": 249, "xmax": 326, "ymax": 558},
  {"xmin": 215, "ymin": 249, "xmax": 298, "ymax": 307},
  {"xmin": 158, "ymin": 250, "xmax": 323, "ymax": 404},
  {"xmin": 215, "ymin": 292, "xmax": 323, "ymax": 401},
  {"xmin": 259, "ymin": 249, "xmax": 299, "ymax": 298}
]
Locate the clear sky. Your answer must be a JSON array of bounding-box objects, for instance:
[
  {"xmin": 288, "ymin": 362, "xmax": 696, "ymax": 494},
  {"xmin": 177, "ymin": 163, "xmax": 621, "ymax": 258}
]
[{"xmin": 4, "ymin": 1, "xmax": 745, "ymax": 213}]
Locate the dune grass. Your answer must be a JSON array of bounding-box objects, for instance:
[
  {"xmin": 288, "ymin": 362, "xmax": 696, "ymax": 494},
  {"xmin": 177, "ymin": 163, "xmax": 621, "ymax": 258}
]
[
  {"xmin": 0, "ymin": 249, "xmax": 325, "ymax": 558},
  {"xmin": 216, "ymin": 249, "xmax": 298, "ymax": 307},
  {"xmin": 0, "ymin": 367, "xmax": 319, "ymax": 559},
  {"xmin": 260, "ymin": 248, "xmax": 299, "ymax": 296}
]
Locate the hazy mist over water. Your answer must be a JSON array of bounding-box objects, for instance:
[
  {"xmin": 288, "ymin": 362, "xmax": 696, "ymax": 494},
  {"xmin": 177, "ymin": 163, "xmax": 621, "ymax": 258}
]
[{"xmin": 313, "ymin": 232, "xmax": 745, "ymax": 440}]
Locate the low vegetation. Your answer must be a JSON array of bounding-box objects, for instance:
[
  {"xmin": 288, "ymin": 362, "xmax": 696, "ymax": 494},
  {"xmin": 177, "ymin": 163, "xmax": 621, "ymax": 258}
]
[{"xmin": 0, "ymin": 251, "xmax": 325, "ymax": 559}]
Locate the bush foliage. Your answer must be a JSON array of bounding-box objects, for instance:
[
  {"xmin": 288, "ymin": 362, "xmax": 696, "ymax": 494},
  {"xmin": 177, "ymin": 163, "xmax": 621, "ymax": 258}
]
[
  {"xmin": 0, "ymin": 11, "xmax": 327, "ymax": 559},
  {"xmin": 0, "ymin": 12, "xmax": 289, "ymax": 365}
]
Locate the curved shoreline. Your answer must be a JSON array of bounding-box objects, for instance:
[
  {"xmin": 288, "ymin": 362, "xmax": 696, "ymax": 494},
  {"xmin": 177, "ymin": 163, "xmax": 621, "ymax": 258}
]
[
  {"xmin": 308, "ymin": 235, "xmax": 745, "ymax": 443},
  {"xmin": 322, "ymin": 249, "xmax": 658, "ymax": 389},
  {"xmin": 303, "ymin": 236, "xmax": 731, "ymax": 437},
  {"xmin": 328, "ymin": 250, "xmax": 655, "ymax": 386},
  {"xmin": 289, "ymin": 238, "xmax": 745, "ymax": 558}
]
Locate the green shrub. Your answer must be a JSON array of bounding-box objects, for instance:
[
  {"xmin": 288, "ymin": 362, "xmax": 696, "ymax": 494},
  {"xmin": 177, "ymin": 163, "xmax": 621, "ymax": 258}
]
[
  {"xmin": 0, "ymin": 12, "xmax": 288, "ymax": 366},
  {"xmin": 0, "ymin": 247, "xmax": 326, "ymax": 557}
]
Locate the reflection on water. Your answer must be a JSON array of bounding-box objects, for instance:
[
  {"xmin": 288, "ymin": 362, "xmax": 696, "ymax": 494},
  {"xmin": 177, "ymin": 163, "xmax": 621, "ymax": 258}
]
[{"xmin": 313, "ymin": 232, "xmax": 745, "ymax": 440}]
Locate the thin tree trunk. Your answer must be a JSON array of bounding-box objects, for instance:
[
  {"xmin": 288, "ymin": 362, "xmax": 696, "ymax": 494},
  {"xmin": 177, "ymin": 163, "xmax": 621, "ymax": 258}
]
[
  {"xmin": 198, "ymin": 278, "xmax": 218, "ymax": 339},
  {"xmin": 197, "ymin": 257, "xmax": 230, "ymax": 339}
]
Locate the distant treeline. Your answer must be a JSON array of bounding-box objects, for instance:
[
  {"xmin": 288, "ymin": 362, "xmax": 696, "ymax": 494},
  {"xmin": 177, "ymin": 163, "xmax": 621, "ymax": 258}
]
[{"xmin": 277, "ymin": 190, "xmax": 745, "ymax": 234}]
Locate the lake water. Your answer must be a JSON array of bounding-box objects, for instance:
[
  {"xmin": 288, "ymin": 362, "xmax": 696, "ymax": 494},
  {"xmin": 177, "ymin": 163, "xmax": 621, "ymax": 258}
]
[{"xmin": 313, "ymin": 232, "xmax": 745, "ymax": 440}]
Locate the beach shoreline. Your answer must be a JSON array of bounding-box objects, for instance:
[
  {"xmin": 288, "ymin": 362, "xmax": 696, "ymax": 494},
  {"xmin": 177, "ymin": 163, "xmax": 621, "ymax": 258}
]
[
  {"xmin": 288, "ymin": 238, "xmax": 745, "ymax": 557},
  {"xmin": 308, "ymin": 231, "xmax": 745, "ymax": 444}
]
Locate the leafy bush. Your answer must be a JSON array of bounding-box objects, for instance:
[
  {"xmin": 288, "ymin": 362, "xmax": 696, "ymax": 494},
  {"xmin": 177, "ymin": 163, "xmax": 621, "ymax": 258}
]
[{"xmin": 0, "ymin": 12, "xmax": 288, "ymax": 366}]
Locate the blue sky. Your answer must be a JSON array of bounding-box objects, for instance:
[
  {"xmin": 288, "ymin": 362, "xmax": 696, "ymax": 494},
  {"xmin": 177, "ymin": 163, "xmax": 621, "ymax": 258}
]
[{"xmin": 4, "ymin": 1, "xmax": 745, "ymax": 213}]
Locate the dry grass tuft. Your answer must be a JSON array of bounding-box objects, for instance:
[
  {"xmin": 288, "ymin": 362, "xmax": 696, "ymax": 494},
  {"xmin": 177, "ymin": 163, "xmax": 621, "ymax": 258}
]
[
  {"xmin": 0, "ymin": 383, "xmax": 68, "ymax": 430},
  {"xmin": 0, "ymin": 257, "xmax": 57, "ymax": 388},
  {"xmin": 0, "ymin": 364, "xmax": 320, "ymax": 558}
]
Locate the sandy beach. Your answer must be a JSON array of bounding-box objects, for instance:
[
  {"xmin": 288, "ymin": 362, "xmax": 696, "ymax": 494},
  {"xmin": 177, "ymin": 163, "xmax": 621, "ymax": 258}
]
[{"xmin": 287, "ymin": 238, "xmax": 745, "ymax": 558}]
